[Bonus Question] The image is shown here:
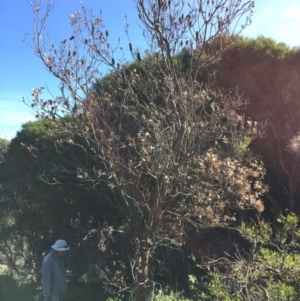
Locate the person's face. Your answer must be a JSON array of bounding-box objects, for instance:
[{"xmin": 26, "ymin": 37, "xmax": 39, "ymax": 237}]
[{"xmin": 54, "ymin": 250, "xmax": 68, "ymax": 257}]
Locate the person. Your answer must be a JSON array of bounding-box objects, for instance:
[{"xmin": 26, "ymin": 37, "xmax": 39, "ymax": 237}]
[{"xmin": 42, "ymin": 239, "xmax": 70, "ymax": 301}]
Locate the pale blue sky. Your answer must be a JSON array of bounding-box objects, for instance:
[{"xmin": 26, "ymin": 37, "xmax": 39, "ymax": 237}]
[{"xmin": 0, "ymin": 0, "xmax": 300, "ymax": 140}]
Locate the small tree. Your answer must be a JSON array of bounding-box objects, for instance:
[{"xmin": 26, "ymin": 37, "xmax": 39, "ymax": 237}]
[{"xmin": 26, "ymin": 0, "xmax": 265, "ymax": 299}]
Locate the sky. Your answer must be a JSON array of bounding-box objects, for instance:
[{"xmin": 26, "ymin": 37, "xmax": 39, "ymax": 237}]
[{"xmin": 0, "ymin": 0, "xmax": 300, "ymax": 140}]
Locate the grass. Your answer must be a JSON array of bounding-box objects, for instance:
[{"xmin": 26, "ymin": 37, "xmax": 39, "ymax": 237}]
[{"xmin": 0, "ymin": 269, "xmax": 191, "ymax": 301}]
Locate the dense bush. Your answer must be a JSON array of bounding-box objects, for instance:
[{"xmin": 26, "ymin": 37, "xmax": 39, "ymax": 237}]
[{"xmin": 215, "ymin": 36, "xmax": 300, "ymax": 216}]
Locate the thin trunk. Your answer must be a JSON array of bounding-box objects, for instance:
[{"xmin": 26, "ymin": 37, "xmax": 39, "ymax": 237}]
[
  {"xmin": 131, "ymin": 216, "xmax": 154, "ymax": 301},
  {"xmin": 134, "ymin": 247, "xmax": 151, "ymax": 300}
]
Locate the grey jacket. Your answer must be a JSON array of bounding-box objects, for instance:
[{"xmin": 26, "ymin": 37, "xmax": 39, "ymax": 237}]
[{"xmin": 42, "ymin": 251, "xmax": 67, "ymax": 297}]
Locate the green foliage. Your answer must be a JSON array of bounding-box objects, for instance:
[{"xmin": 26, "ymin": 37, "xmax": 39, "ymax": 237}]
[
  {"xmin": 277, "ymin": 213, "xmax": 300, "ymax": 239},
  {"xmin": 225, "ymin": 35, "xmax": 291, "ymax": 60},
  {"xmin": 0, "ymin": 137, "xmax": 9, "ymax": 163},
  {"xmin": 239, "ymin": 219, "xmax": 272, "ymax": 244},
  {"xmin": 149, "ymin": 289, "xmax": 189, "ymax": 301},
  {"xmin": 215, "ymin": 35, "xmax": 295, "ymax": 106},
  {"xmin": 199, "ymin": 273, "xmax": 243, "ymax": 301},
  {"xmin": 0, "ymin": 138, "xmax": 9, "ymax": 148},
  {"xmin": 235, "ymin": 137, "xmax": 251, "ymax": 151},
  {"xmin": 193, "ymin": 214, "xmax": 300, "ymax": 300}
]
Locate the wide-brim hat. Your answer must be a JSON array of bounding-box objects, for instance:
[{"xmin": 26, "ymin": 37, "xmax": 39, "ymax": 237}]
[{"xmin": 51, "ymin": 239, "xmax": 70, "ymax": 251}]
